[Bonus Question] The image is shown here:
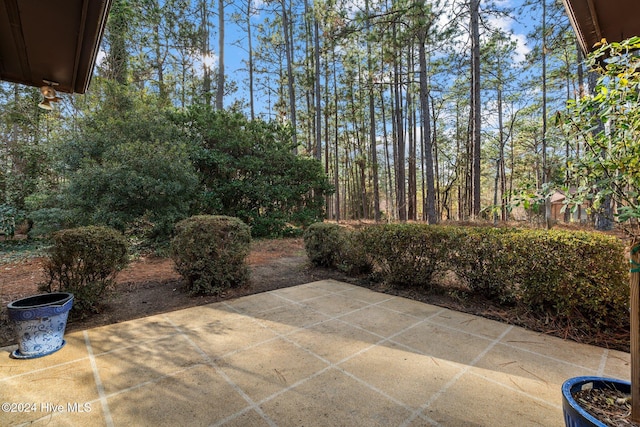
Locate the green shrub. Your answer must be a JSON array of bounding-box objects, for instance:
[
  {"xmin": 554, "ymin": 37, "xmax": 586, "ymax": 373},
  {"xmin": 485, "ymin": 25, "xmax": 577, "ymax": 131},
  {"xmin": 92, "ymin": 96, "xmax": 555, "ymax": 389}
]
[
  {"xmin": 338, "ymin": 228, "xmax": 373, "ymax": 275},
  {"xmin": 445, "ymin": 227, "xmax": 519, "ymax": 302},
  {"xmin": 360, "ymin": 224, "xmax": 450, "ymax": 288},
  {"xmin": 28, "ymin": 208, "xmax": 74, "ymax": 238},
  {"xmin": 509, "ymin": 229, "xmax": 629, "ymax": 331},
  {"xmin": 40, "ymin": 226, "xmax": 129, "ymax": 316},
  {"xmin": 303, "ymin": 222, "xmax": 344, "ymax": 268},
  {"xmin": 65, "ymin": 140, "xmax": 198, "ymax": 241},
  {"xmin": 171, "ymin": 215, "xmax": 251, "ymax": 295},
  {"xmin": 305, "ymin": 221, "xmax": 629, "ymax": 335},
  {"xmin": 185, "ymin": 108, "xmax": 332, "ymax": 238}
]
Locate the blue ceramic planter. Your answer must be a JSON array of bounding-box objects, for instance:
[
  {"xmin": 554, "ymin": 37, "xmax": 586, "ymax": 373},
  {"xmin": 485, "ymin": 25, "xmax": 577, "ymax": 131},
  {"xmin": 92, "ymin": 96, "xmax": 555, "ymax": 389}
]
[
  {"xmin": 562, "ymin": 376, "xmax": 631, "ymax": 427},
  {"xmin": 7, "ymin": 292, "xmax": 74, "ymax": 359}
]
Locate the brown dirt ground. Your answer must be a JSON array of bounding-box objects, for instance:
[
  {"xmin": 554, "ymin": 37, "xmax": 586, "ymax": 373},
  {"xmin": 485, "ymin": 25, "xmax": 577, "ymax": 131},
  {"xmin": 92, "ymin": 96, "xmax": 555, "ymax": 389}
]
[
  {"xmin": 0, "ymin": 237, "xmax": 629, "ymax": 352},
  {"xmin": 0, "ymin": 238, "xmax": 353, "ymax": 347}
]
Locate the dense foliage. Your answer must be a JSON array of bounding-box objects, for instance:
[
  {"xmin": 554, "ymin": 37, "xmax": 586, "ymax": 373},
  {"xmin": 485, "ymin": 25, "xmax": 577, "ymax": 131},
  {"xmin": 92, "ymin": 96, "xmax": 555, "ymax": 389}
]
[
  {"xmin": 303, "ymin": 223, "xmax": 344, "ymax": 267},
  {"xmin": 359, "ymin": 224, "xmax": 451, "ymax": 288},
  {"xmin": 40, "ymin": 226, "xmax": 129, "ymax": 317},
  {"xmin": 184, "ymin": 107, "xmax": 332, "ymax": 237},
  {"xmin": 561, "ymin": 36, "xmax": 640, "ymax": 421},
  {"xmin": 57, "ymin": 89, "xmax": 197, "ymax": 240},
  {"xmin": 170, "ymin": 215, "xmax": 252, "ymax": 295},
  {"xmin": 562, "ymin": 36, "xmax": 640, "ymax": 234},
  {"xmin": 306, "ymin": 222, "xmax": 629, "ymax": 334},
  {"xmin": 9, "ymin": 88, "xmax": 331, "ymax": 243},
  {"xmin": 445, "ymin": 226, "xmax": 517, "ymax": 301},
  {"xmin": 0, "ymin": 1, "xmax": 585, "ymax": 234}
]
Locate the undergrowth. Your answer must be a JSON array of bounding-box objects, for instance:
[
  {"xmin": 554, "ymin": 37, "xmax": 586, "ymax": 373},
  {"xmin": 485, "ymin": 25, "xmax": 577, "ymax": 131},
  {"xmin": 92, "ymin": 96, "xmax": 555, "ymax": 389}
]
[{"xmin": 0, "ymin": 238, "xmax": 50, "ymax": 264}]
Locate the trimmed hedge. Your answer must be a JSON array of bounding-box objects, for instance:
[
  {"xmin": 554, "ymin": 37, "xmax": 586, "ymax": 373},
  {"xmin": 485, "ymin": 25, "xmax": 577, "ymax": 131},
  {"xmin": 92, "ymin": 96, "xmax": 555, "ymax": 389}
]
[
  {"xmin": 170, "ymin": 215, "xmax": 251, "ymax": 295},
  {"xmin": 304, "ymin": 222, "xmax": 629, "ymax": 333},
  {"xmin": 303, "ymin": 222, "xmax": 344, "ymax": 268},
  {"xmin": 509, "ymin": 229, "xmax": 628, "ymax": 330},
  {"xmin": 41, "ymin": 226, "xmax": 129, "ymax": 316},
  {"xmin": 359, "ymin": 224, "xmax": 450, "ymax": 288},
  {"xmin": 445, "ymin": 227, "xmax": 519, "ymax": 303}
]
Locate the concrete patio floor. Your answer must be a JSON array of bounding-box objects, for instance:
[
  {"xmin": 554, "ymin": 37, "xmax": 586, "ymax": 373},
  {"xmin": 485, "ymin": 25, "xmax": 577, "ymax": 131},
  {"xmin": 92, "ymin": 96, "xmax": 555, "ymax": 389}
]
[{"xmin": 0, "ymin": 279, "xmax": 631, "ymax": 426}]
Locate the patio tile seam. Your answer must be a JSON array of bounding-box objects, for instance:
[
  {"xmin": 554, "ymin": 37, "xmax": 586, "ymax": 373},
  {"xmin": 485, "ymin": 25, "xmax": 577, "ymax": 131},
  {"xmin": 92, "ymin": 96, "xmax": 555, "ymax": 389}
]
[
  {"xmin": 331, "ymin": 364, "xmax": 442, "ymax": 427},
  {"xmin": 365, "ymin": 298, "xmax": 447, "ymax": 321},
  {"xmin": 245, "ymin": 312, "xmax": 448, "ymax": 426},
  {"xmin": 270, "ymin": 285, "xmax": 359, "ymax": 301},
  {"xmin": 98, "ymin": 363, "xmax": 203, "ymax": 401},
  {"xmin": 209, "ymin": 405, "xmax": 257, "ymax": 427},
  {"xmin": 256, "ymin": 300, "xmax": 450, "ymax": 367},
  {"xmin": 597, "ymin": 349, "xmax": 609, "ymax": 376},
  {"xmin": 261, "ymin": 307, "xmax": 442, "ymax": 398},
  {"xmin": 87, "ymin": 331, "xmax": 184, "ymax": 358},
  {"xmin": 379, "ymin": 299, "xmax": 618, "ymax": 373},
  {"xmin": 163, "ymin": 315, "xmax": 278, "ymax": 427},
  {"xmin": 238, "ymin": 295, "xmax": 445, "ymax": 352},
  {"xmin": 172, "ymin": 285, "xmax": 564, "ymax": 425},
  {"xmin": 83, "ymin": 330, "xmax": 114, "ymax": 427},
  {"xmin": 0, "ymin": 355, "xmax": 91, "ymax": 382},
  {"xmin": 400, "ymin": 325, "xmax": 514, "ymax": 427},
  {"xmin": 496, "ymin": 340, "xmax": 608, "ymax": 373},
  {"xmin": 270, "ymin": 286, "xmax": 400, "ymax": 315},
  {"xmin": 267, "ymin": 283, "xmax": 450, "ymax": 328},
  {"xmin": 217, "ymin": 337, "xmax": 291, "ymax": 362},
  {"xmin": 466, "ymin": 368, "xmax": 563, "ymax": 410},
  {"xmin": 329, "ymin": 305, "xmax": 453, "ymax": 350},
  {"xmin": 426, "ymin": 315, "xmax": 511, "ymax": 341},
  {"xmin": 222, "ymin": 296, "xmax": 387, "ymax": 342},
  {"xmin": 253, "ymin": 364, "xmax": 334, "ymax": 408},
  {"xmin": 229, "ymin": 300, "xmax": 434, "ymax": 411},
  {"xmin": 243, "ymin": 352, "xmax": 412, "ymax": 424},
  {"xmin": 228, "ymin": 283, "xmax": 355, "ymax": 316},
  {"xmin": 17, "ymin": 366, "xmax": 217, "ymax": 426}
]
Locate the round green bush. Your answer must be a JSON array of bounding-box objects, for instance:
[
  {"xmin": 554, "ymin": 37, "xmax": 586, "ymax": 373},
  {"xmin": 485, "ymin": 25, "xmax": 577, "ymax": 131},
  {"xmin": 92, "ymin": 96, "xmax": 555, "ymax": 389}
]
[
  {"xmin": 171, "ymin": 215, "xmax": 251, "ymax": 295},
  {"xmin": 41, "ymin": 225, "xmax": 129, "ymax": 317},
  {"xmin": 303, "ymin": 222, "xmax": 344, "ymax": 268}
]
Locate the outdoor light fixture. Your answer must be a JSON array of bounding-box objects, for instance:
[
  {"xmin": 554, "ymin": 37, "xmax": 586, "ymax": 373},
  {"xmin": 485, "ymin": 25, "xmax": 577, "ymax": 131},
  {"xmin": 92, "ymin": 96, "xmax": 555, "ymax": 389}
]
[
  {"xmin": 37, "ymin": 98, "xmax": 54, "ymax": 110},
  {"xmin": 37, "ymin": 80, "xmax": 60, "ymax": 110},
  {"xmin": 40, "ymin": 85, "xmax": 56, "ymax": 99}
]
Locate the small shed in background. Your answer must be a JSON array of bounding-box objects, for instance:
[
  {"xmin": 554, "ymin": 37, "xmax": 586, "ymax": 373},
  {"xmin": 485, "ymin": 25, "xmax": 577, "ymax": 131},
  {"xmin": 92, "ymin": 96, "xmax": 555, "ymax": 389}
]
[{"xmin": 550, "ymin": 190, "xmax": 589, "ymax": 222}]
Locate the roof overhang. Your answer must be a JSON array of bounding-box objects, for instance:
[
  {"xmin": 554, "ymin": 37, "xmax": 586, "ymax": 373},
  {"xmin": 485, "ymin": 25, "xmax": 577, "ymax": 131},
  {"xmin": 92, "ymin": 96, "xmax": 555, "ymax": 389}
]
[
  {"xmin": 562, "ymin": 0, "xmax": 640, "ymax": 55},
  {"xmin": 0, "ymin": 0, "xmax": 112, "ymax": 94}
]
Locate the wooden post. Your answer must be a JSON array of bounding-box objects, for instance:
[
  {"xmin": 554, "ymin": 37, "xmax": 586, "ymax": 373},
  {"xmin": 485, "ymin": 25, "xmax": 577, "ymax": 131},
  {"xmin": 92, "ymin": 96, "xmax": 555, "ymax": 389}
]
[{"xmin": 631, "ymin": 243, "xmax": 640, "ymax": 421}]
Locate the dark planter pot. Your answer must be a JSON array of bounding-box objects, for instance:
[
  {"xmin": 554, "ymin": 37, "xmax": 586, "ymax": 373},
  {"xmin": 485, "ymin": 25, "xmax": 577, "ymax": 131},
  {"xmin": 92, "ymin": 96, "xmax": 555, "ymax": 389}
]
[
  {"xmin": 7, "ymin": 292, "xmax": 74, "ymax": 359},
  {"xmin": 562, "ymin": 376, "xmax": 632, "ymax": 427}
]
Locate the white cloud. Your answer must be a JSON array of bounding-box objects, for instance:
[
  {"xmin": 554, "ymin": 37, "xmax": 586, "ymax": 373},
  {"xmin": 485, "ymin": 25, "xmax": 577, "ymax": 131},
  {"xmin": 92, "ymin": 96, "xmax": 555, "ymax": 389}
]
[
  {"xmin": 96, "ymin": 49, "xmax": 107, "ymax": 66},
  {"xmin": 511, "ymin": 33, "xmax": 530, "ymax": 63},
  {"xmin": 487, "ymin": 15, "xmax": 531, "ymax": 63}
]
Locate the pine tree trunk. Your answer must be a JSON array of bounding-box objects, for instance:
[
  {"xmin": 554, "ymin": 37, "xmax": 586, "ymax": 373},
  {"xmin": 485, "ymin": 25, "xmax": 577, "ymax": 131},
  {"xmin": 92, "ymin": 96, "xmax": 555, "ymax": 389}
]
[
  {"xmin": 365, "ymin": 0, "xmax": 380, "ymax": 221},
  {"xmin": 470, "ymin": 0, "xmax": 481, "ymax": 218},
  {"xmin": 314, "ymin": 16, "xmax": 322, "ymax": 161},
  {"xmin": 393, "ymin": 33, "xmax": 406, "ymax": 221},
  {"xmin": 281, "ymin": 0, "xmax": 298, "ymax": 149},
  {"xmin": 332, "ymin": 52, "xmax": 341, "ymax": 222},
  {"xmin": 216, "ymin": 0, "xmax": 225, "ymax": 110},
  {"xmin": 247, "ymin": 0, "xmax": 255, "ymax": 120},
  {"xmin": 418, "ymin": 30, "xmax": 437, "ymax": 224}
]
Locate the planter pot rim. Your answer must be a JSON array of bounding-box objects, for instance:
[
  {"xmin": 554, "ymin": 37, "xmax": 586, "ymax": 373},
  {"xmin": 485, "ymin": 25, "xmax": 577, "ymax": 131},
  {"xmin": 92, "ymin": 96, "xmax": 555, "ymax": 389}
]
[
  {"xmin": 7, "ymin": 292, "xmax": 73, "ymax": 310},
  {"xmin": 562, "ymin": 376, "xmax": 631, "ymax": 427}
]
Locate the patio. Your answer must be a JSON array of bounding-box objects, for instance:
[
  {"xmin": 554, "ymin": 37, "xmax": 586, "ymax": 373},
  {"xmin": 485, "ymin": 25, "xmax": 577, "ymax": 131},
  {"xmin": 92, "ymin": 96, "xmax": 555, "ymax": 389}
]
[{"xmin": 0, "ymin": 279, "xmax": 630, "ymax": 426}]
